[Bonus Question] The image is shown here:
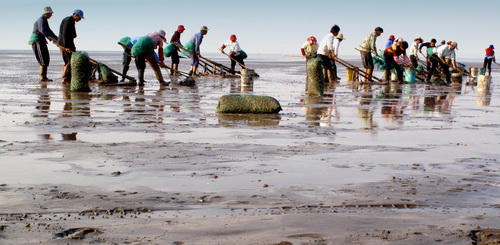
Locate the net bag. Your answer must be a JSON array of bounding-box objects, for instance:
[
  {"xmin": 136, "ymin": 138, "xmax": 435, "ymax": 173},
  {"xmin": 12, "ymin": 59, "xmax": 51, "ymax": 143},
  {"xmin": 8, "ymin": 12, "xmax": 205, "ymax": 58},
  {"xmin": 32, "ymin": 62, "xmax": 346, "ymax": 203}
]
[
  {"xmin": 70, "ymin": 51, "xmax": 92, "ymax": 92},
  {"xmin": 28, "ymin": 33, "xmax": 39, "ymax": 45},
  {"xmin": 216, "ymin": 95, "xmax": 282, "ymax": 114},
  {"xmin": 97, "ymin": 63, "xmax": 118, "ymax": 84},
  {"xmin": 118, "ymin": 36, "xmax": 132, "ymax": 47},
  {"xmin": 131, "ymin": 36, "xmax": 154, "ymax": 56},
  {"xmin": 181, "ymin": 42, "xmax": 195, "ymax": 56},
  {"xmin": 164, "ymin": 43, "xmax": 177, "ymax": 57},
  {"xmin": 306, "ymin": 57, "xmax": 324, "ymax": 96},
  {"xmin": 239, "ymin": 50, "xmax": 248, "ymax": 59}
]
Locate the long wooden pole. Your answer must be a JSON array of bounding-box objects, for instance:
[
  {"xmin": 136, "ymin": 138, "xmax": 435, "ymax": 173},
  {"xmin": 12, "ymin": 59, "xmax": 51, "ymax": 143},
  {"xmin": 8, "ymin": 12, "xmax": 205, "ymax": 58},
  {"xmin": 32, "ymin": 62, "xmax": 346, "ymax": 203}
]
[
  {"xmin": 219, "ymin": 48, "xmax": 247, "ymax": 69},
  {"xmin": 173, "ymin": 43, "xmax": 236, "ymax": 74},
  {"xmin": 334, "ymin": 55, "xmax": 383, "ymax": 83}
]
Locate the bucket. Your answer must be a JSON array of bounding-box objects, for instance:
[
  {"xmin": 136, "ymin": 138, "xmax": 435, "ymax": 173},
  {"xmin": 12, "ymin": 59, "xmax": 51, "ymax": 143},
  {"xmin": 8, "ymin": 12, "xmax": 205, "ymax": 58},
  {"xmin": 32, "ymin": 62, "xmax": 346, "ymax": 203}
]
[
  {"xmin": 469, "ymin": 67, "xmax": 478, "ymax": 77},
  {"xmin": 451, "ymin": 73, "xmax": 462, "ymax": 83},
  {"xmin": 477, "ymin": 75, "xmax": 491, "ymax": 92},
  {"xmin": 346, "ymin": 68, "xmax": 358, "ymax": 82},
  {"xmin": 404, "ymin": 68, "xmax": 416, "ymax": 82},
  {"xmin": 478, "ymin": 68, "xmax": 485, "ymax": 75}
]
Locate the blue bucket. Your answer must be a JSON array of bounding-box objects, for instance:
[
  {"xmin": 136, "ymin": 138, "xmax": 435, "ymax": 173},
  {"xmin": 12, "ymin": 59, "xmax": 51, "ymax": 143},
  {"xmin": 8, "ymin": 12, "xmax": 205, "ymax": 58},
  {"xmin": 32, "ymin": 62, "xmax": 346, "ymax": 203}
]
[{"xmin": 404, "ymin": 68, "xmax": 416, "ymax": 82}]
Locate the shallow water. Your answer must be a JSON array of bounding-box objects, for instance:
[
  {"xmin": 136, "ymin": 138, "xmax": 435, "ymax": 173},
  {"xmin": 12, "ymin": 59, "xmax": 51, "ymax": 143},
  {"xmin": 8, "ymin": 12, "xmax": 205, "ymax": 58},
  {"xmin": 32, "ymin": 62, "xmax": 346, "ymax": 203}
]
[{"xmin": 0, "ymin": 50, "xmax": 499, "ymax": 192}]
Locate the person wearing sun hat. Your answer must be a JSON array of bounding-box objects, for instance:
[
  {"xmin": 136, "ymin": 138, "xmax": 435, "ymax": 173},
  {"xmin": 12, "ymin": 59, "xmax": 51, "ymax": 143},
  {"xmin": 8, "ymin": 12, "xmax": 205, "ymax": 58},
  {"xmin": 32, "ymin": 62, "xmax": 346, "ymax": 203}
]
[
  {"xmin": 187, "ymin": 26, "xmax": 209, "ymax": 76},
  {"xmin": 169, "ymin": 25, "xmax": 185, "ymax": 75},
  {"xmin": 58, "ymin": 9, "xmax": 84, "ymax": 84},
  {"xmin": 409, "ymin": 36, "xmax": 423, "ymax": 68},
  {"xmin": 437, "ymin": 41, "xmax": 458, "ymax": 84},
  {"xmin": 483, "ymin": 44, "xmax": 495, "ymax": 76},
  {"xmin": 301, "ymin": 36, "xmax": 319, "ymax": 60},
  {"xmin": 220, "ymin": 34, "xmax": 246, "ymax": 74},
  {"xmin": 31, "ymin": 6, "xmax": 58, "ymax": 82}
]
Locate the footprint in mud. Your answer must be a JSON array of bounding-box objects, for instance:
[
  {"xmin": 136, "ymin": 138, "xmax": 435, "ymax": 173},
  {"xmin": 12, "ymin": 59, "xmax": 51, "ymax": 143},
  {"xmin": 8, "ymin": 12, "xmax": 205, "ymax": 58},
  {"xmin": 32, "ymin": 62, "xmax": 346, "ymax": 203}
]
[
  {"xmin": 468, "ymin": 229, "xmax": 500, "ymax": 244},
  {"xmin": 54, "ymin": 227, "xmax": 101, "ymax": 239}
]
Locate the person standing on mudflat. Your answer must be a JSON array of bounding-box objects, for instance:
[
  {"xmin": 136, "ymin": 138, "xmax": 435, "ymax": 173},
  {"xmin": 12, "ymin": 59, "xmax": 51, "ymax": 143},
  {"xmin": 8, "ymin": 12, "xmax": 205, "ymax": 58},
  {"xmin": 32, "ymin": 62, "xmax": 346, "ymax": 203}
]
[
  {"xmin": 188, "ymin": 26, "xmax": 209, "ymax": 76},
  {"xmin": 169, "ymin": 25, "xmax": 185, "ymax": 75},
  {"xmin": 31, "ymin": 6, "xmax": 58, "ymax": 82},
  {"xmin": 359, "ymin": 27, "xmax": 383, "ymax": 82},
  {"xmin": 58, "ymin": 9, "xmax": 84, "ymax": 85}
]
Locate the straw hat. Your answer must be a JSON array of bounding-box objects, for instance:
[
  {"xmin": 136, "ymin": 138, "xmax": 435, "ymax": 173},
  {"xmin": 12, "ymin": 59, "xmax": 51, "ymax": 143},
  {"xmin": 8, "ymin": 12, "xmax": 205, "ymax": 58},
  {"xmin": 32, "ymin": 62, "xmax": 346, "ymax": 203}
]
[{"xmin": 336, "ymin": 33, "xmax": 345, "ymax": 40}]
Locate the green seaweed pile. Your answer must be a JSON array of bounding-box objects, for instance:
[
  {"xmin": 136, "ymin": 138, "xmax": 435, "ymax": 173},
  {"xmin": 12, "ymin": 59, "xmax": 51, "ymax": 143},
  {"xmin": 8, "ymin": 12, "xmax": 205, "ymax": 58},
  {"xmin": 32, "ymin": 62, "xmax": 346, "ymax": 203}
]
[{"xmin": 216, "ymin": 94, "xmax": 282, "ymax": 114}]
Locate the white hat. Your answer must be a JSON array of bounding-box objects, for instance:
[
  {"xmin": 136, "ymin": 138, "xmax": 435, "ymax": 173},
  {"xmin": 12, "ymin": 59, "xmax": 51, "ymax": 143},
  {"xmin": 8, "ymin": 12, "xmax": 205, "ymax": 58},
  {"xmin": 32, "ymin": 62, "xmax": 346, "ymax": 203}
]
[{"xmin": 43, "ymin": 6, "xmax": 53, "ymax": 15}]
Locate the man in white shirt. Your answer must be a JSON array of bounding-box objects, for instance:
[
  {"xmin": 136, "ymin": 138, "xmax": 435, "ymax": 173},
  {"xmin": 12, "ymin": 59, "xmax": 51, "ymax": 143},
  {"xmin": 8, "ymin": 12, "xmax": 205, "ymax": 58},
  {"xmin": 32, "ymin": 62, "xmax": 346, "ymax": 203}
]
[
  {"xmin": 317, "ymin": 25, "xmax": 340, "ymax": 83},
  {"xmin": 409, "ymin": 37, "xmax": 423, "ymax": 68},
  {"xmin": 437, "ymin": 41, "xmax": 458, "ymax": 84}
]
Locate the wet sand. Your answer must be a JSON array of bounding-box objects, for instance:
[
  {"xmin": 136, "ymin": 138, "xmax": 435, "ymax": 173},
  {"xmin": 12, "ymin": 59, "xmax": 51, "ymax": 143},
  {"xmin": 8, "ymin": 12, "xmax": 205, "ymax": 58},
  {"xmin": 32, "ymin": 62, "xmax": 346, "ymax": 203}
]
[{"xmin": 1, "ymin": 50, "xmax": 499, "ymax": 244}]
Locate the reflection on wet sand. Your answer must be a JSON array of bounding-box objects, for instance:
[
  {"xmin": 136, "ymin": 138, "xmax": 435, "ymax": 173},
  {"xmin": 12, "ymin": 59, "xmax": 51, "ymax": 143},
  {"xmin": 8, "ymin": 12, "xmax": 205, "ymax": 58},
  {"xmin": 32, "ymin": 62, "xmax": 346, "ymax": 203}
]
[{"xmin": 217, "ymin": 113, "xmax": 281, "ymax": 126}]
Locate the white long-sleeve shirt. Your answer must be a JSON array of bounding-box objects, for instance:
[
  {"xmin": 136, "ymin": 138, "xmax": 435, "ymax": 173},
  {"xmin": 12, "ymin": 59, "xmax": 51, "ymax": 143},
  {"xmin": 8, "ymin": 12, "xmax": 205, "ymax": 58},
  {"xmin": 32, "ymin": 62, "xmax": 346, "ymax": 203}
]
[
  {"xmin": 223, "ymin": 40, "xmax": 242, "ymax": 55},
  {"xmin": 437, "ymin": 44, "xmax": 455, "ymax": 60},
  {"xmin": 317, "ymin": 33, "xmax": 335, "ymax": 56}
]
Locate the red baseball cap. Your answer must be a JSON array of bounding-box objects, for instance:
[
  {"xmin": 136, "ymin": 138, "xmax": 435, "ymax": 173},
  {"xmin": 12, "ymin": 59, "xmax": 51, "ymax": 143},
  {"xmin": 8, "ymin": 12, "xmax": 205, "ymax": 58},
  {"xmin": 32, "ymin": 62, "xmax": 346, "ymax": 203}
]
[
  {"xmin": 177, "ymin": 25, "xmax": 185, "ymax": 31},
  {"xmin": 230, "ymin": 34, "xmax": 237, "ymax": 41}
]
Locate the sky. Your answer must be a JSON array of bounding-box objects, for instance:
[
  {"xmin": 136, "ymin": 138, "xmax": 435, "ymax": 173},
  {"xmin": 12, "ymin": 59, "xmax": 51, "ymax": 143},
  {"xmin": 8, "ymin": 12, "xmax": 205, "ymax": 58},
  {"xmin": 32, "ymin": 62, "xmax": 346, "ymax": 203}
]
[{"xmin": 2, "ymin": 0, "xmax": 499, "ymax": 60}]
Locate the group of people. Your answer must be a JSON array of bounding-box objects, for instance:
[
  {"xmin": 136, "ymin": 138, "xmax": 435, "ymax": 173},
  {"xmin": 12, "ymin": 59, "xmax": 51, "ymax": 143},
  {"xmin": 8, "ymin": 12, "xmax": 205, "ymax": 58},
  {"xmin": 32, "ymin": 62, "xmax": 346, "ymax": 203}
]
[
  {"xmin": 31, "ymin": 6, "xmax": 248, "ymax": 86},
  {"xmin": 31, "ymin": 7, "xmax": 84, "ymax": 84},
  {"xmin": 301, "ymin": 25, "xmax": 496, "ymax": 85}
]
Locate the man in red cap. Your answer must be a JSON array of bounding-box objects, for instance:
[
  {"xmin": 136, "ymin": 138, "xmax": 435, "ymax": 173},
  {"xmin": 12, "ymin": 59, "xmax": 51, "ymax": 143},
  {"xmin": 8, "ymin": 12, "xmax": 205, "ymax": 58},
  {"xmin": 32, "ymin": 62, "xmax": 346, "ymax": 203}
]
[
  {"xmin": 169, "ymin": 25, "xmax": 185, "ymax": 75},
  {"xmin": 220, "ymin": 34, "xmax": 246, "ymax": 74},
  {"xmin": 483, "ymin": 44, "xmax": 495, "ymax": 76},
  {"xmin": 385, "ymin": 35, "xmax": 395, "ymax": 49}
]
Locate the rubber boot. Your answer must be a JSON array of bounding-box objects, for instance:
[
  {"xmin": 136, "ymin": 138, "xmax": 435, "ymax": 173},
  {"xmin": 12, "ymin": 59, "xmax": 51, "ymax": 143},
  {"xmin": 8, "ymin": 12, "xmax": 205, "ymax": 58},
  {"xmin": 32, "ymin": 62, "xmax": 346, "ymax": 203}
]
[
  {"xmin": 327, "ymin": 69, "xmax": 336, "ymax": 84},
  {"xmin": 172, "ymin": 64, "xmax": 178, "ymax": 75},
  {"xmin": 137, "ymin": 68, "xmax": 146, "ymax": 86},
  {"xmin": 153, "ymin": 67, "xmax": 170, "ymax": 86},
  {"xmin": 384, "ymin": 70, "xmax": 391, "ymax": 82},
  {"xmin": 365, "ymin": 69, "xmax": 372, "ymax": 82},
  {"xmin": 40, "ymin": 65, "xmax": 52, "ymax": 82}
]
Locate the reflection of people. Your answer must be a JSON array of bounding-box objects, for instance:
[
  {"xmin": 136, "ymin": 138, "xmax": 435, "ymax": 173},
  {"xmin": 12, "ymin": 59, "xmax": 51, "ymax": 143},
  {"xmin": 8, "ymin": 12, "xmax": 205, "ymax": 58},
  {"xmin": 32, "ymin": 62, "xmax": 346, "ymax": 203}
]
[
  {"xmin": 58, "ymin": 9, "xmax": 84, "ymax": 85},
  {"xmin": 31, "ymin": 6, "xmax": 58, "ymax": 82},
  {"xmin": 359, "ymin": 27, "xmax": 383, "ymax": 82},
  {"xmin": 220, "ymin": 34, "xmax": 245, "ymax": 74},
  {"xmin": 483, "ymin": 45, "xmax": 495, "ymax": 76},
  {"xmin": 188, "ymin": 26, "xmax": 209, "ymax": 76},
  {"xmin": 169, "ymin": 25, "xmax": 185, "ymax": 75},
  {"xmin": 317, "ymin": 25, "xmax": 340, "ymax": 83}
]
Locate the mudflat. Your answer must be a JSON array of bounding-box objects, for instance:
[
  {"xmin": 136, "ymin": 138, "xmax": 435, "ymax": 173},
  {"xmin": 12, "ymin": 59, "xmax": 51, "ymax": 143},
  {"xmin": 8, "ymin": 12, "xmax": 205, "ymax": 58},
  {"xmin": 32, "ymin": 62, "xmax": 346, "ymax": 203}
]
[{"xmin": 1, "ymin": 50, "xmax": 499, "ymax": 244}]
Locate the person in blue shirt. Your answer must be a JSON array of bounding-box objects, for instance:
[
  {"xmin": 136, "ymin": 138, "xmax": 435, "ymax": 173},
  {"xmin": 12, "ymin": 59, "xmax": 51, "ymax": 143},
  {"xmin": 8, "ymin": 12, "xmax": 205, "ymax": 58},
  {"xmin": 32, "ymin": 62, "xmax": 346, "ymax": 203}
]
[
  {"xmin": 31, "ymin": 6, "xmax": 58, "ymax": 82},
  {"xmin": 188, "ymin": 26, "xmax": 209, "ymax": 76}
]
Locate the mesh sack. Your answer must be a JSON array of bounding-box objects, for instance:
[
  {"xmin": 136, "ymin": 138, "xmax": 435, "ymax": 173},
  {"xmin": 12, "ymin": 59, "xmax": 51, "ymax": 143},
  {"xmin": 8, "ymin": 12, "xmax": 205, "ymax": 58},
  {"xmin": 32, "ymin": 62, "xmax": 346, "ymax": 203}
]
[
  {"xmin": 306, "ymin": 57, "xmax": 324, "ymax": 96},
  {"xmin": 118, "ymin": 36, "xmax": 132, "ymax": 47},
  {"xmin": 164, "ymin": 43, "xmax": 177, "ymax": 57},
  {"xmin": 98, "ymin": 63, "xmax": 118, "ymax": 84},
  {"xmin": 131, "ymin": 36, "xmax": 154, "ymax": 56},
  {"xmin": 216, "ymin": 95, "xmax": 282, "ymax": 114},
  {"xmin": 181, "ymin": 42, "xmax": 195, "ymax": 56},
  {"xmin": 239, "ymin": 50, "xmax": 248, "ymax": 59},
  {"xmin": 70, "ymin": 51, "xmax": 92, "ymax": 92},
  {"xmin": 28, "ymin": 33, "xmax": 39, "ymax": 45}
]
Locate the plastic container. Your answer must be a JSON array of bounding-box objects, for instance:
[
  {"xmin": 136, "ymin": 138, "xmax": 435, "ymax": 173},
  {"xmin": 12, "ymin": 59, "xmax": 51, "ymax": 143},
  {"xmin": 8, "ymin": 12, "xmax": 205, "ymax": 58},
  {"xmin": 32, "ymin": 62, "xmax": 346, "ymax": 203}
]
[
  {"xmin": 404, "ymin": 68, "xmax": 416, "ymax": 82},
  {"xmin": 346, "ymin": 68, "xmax": 358, "ymax": 82}
]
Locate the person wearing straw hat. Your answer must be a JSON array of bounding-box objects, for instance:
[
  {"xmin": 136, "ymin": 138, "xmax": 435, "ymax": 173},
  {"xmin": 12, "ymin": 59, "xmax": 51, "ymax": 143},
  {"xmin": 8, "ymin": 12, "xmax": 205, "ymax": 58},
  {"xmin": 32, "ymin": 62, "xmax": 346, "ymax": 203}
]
[
  {"xmin": 58, "ymin": 9, "xmax": 84, "ymax": 85},
  {"xmin": 317, "ymin": 25, "xmax": 341, "ymax": 83},
  {"xmin": 169, "ymin": 25, "xmax": 185, "ymax": 75},
  {"xmin": 436, "ymin": 41, "xmax": 458, "ymax": 84},
  {"xmin": 483, "ymin": 45, "xmax": 495, "ymax": 76},
  {"xmin": 301, "ymin": 36, "xmax": 319, "ymax": 60},
  {"xmin": 220, "ymin": 34, "xmax": 245, "ymax": 74},
  {"xmin": 359, "ymin": 27, "xmax": 384, "ymax": 82},
  {"xmin": 31, "ymin": 6, "xmax": 58, "ymax": 82},
  {"xmin": 409, "ymin": 36, "xmax": 423, "ymax": 69},
  {"xmin": 188, "ymin": 26, "xmax": 209, "ymax": 76}
]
